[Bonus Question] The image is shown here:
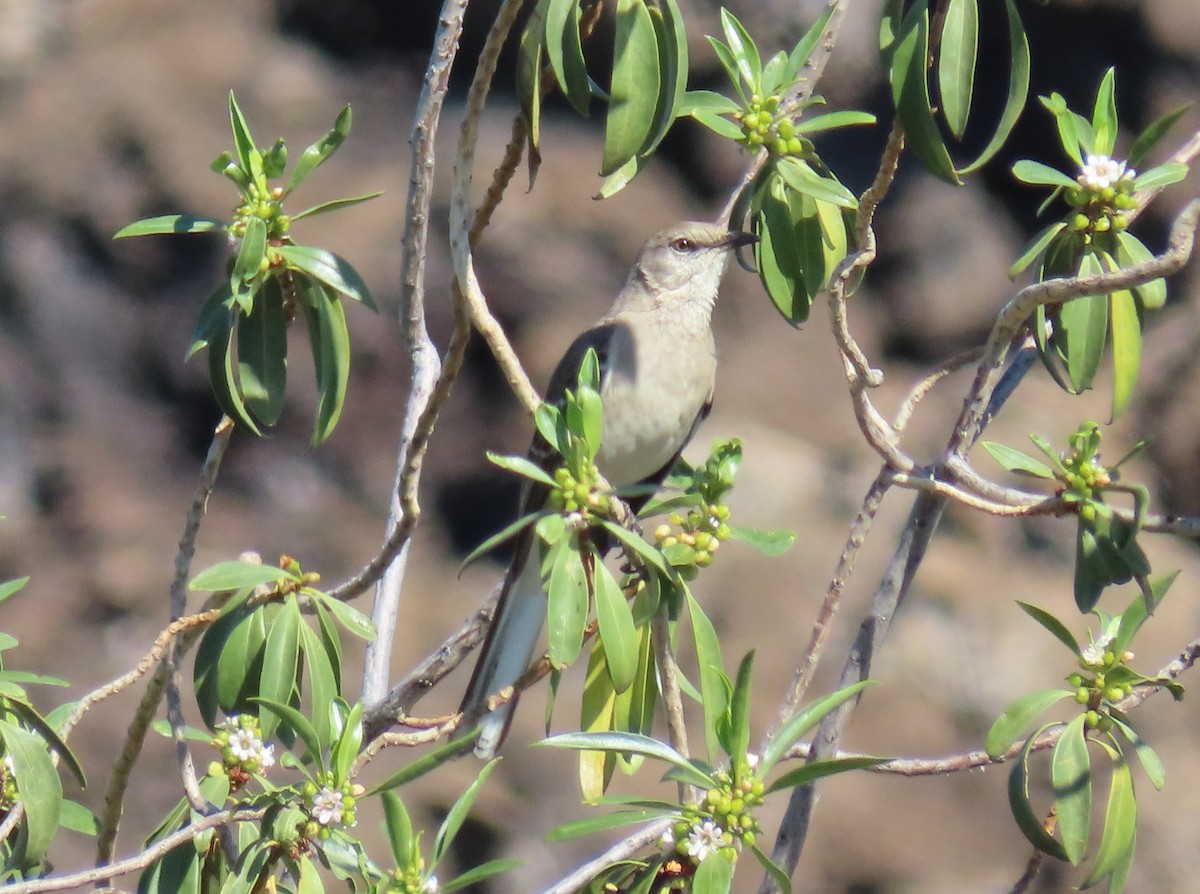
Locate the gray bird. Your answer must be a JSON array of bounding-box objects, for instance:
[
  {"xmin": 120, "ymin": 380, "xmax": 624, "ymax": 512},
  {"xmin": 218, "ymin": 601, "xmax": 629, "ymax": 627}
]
[{"xmin": 459, "ymin": 220, "xmax": 756, "ymax": 758}]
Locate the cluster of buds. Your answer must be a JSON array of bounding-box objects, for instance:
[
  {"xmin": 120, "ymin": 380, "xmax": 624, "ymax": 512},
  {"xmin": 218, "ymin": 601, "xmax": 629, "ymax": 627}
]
[
  {"xmin": 230, "ymin": 181, "xmax": 290, "ymax": 240},
  {"xmin": 1065, "ymin": 154, "xmax": 1137, "ymax": 242},
  {"xmin": 300, "ymin": 774, "xmax": 361, "ymax": 839},
  {"xmin": 665, "ymin": 766, "xmax": 765, "ymax": 869},
  {"xmin": 735, "ymin": 94, "xmax": 807, "ymax": 158},
  {"xmin": 547, "ymin": 459, "xmax": 610, "ymax": 519},
  {"xmin": 1070, "ymin": 633, "xmax": 1135, "ymax": 731},
  {"xmin": 1058, "ymin": 425, "xmax": 1111, "ymax": 522},
  {"xmin": 654, "ymin": 502, "xmax": 732, "ymax": 568},
  {"xmin": 210, "ymin": 715, "xmax": 275, "ymax": 789},
  {"xmin": 383, "ymin": 864, "xmax": 438, "ymax": 894}
]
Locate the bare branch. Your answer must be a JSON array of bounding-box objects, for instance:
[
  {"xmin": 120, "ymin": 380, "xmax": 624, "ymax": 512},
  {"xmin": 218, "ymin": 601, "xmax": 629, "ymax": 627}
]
[{"xmin": 538, "ymin": 818, "xmax": 674, "ymax": 894}]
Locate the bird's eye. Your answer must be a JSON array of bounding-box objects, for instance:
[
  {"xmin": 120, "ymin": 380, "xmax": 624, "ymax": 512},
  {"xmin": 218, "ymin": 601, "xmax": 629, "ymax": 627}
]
[{"xmin": 670, "ymin": 237, "xmax": 695, "ymax": 252}]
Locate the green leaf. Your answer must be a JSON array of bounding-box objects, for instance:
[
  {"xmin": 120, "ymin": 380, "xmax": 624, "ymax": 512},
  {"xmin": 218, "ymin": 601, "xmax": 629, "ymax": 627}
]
[
  {"xmin": 1081, "ymin": 752, "xmax": 1136, "ymax": 889},
  {"xmin": 1052, "ymin": 713, "xmax": 1092, "ymax": 866},
  {"xmin": 546, "ymin": 808, "xmax": 668, "ymax": 842},
  {"xmin": 1131, "ymin": 161, "xmax": 1189, "ymax": 192},
  {"xmin": 487, "ymin": 452, "xmax": 558, "ymax": 488},
  {"xmin": 3, "ymin": 698, "xmax": 85, "ymax": 787},
  {"xmin": 300, "ymin": 623, "xmax": 341, "ymax": 749},
  {"xmin": 207, "ymin": 299, "xmax": 262, "ymax": 436},
  {"xmin": 691, "ymin": 108, "xmax": 746, "ymax": 141},
  {"xmin": 718, "ymin": 8, "xmax": 760, "ymax": 90},
  {"xmin": 686, "ymin": 588, "xmax": 728, "ymax": 764},
  {"xmin": 57, "ymin": 799, "xmax": 100, "ymax": 836},
  {"xmin": 1109, "ymin": 283, "xmax": 1141, "ymax": 421},
  {"xmin": 261, "ymin": 138, "xmax": 288, "ymax": 180},
  {"xmin": 1008, "ymin": 725, "xmax": 1070, "ymax": 860},
  {"xmin": 1040, "ymin": 93, "xmax": 1084, "ymax": 167},
  {"xmin": 980, "ymin": 441, "xmax": 1055, "ymax": 478},
  {"xmin": 287, "ymin": 105, "xmax": 353, "ymax": 192},
  {"xmin": 754, "ymin": 171, "xmax": 814, "ymax": 326},
  {"xmin": 793, "ymin": 110, "xmax": 877, "ymax": 136},
  {"xmin": 728, "ymin": 525, "xmax": 796, "ymax": 556},
  {"xmin": 297, "ymin": 279, "xmax": 352, "ymax": 447},
  {"xmin": 749, "ymin": 843, "xmax": 793, "ymax": 894},
  {"xmin": 765, "ymin": 755, "xmax": 884, "ymax": 794},
  {"xmin": 187, "ymin": 282, "xmax": 237, "ymax": 361},
  {"xmin": 937, "ymin": 0, "xmax": 978, "ymax": 138},
  {"xmin": 381, "ymin": 791, "xmax": 415, "ymax": 866},
  {"xmin": 598, "ymin": 521, "xmax": 675, "ymax": 580},
  {"xmin": 1110, "ymin": 713, "xmax": 1165, "ymax": 790},
  {"xmin": 546, "ymin": 0, "xmax": 591, "ymax": 116},
  {"xmin": 640, "ymin": 0, "xmax": 688, "ymax": 156},
  {"xmin": 602, "ymin": 0, "xmax": 661, "ymax": 176},
  {"xmin": 310, "ymin": 589, "xmax": 376, "ymax": 642},
  {"xmin": 593, "ymin": 564, "xmax": 637, "ymax": 693},
  {"xmin": 460, "ymin": 511, "xmax": 549, "ymax": 572},
  {"xmin": 956, "ymin": 0, "xmax": 1029, "ymax": 175},
  {"xmin": 289, "ymin": 192, "xmax": 385, "ymax": 223},
  {"xmin": 367, "ymin": 732, "xmax": 477, "ymax": 794},
  {"xmin": 1091, "ymin": 68, "xmax": 1118, "ymax": 157},
  {"xmin": 546, "ymin": 542, "xmax": 589, "ymax": 669},
  {"xmin": 255, "ymin": 696, "xmax": 323, "ymax": 764},
  {"xmin": 442, "ymin": 858, "xmax": 524, "ymax": 892},
  {"xmin": 1009, "ymin": 222, "xmax": 1067, "ymax": 279},
  {"xmin": 1016, "ymin": 602, "xmax": 1081, "ymax": 655},
  {"xmin": 679, "ymin": 89, "xmax": 741, "ymax": 118},
  {"xmin": 1115, "ymin": 232, "xmax": 1166, "ymax": 309},
  {"xmin": 692, "ymin": 851, "xmax": 734, "ymax": 894},
  {"xmin": 1127, "ymin": 102, "xmax": 1191, "ymax": 168},
  {"xmin": 1058, "ymin": 253, "xmax": 1109, "ymax": 393},
  {"xmin": 190, "ymin": 560, "xmax": 289, "ymax": 592},
  {"xmin": 0, "ymin": 719, "xmax": 62, "ymax": 865},
  {"xmin": 790, "ymin": 3, "xmax": 836, "ymax": 76},
  {"xmin": 228, "ymin": 91, "xmax": 258, "ymax": 178},
  {"xmin": 193, "ymin": 592, "xmax": 248, "ymax": 727},
  {"xmin": 1111, "ymin": 571, "xmax": 1174, "ymax": 661},
  {"xmin": 258, "ymin": 600, "xmax": 303, "ymax": 738},
  {"xmin": 775, "ymin": 157, "xmax": 857, "ymax": 209},
  {"xmin": 237, "ymin": 277, "xmax": 289, "ymax": 427},
  {"xmin": 434, "ymin": 758, "xmax": 499, "ymax": 864},
  {"xmin": 986, "ymin": 689, "xmax": 1073, "ymax": 758},
  {"xmin": 725, "ymin": 651, "xmax": 754, "ymax": 766},
  {"xmin": 231, "ymin": 217, "xmax": 267, "ymax": 310},
  {"xmin": 114, "ymin": 215, "xmax": 226, "ymax": 239},
  {"xmin": 516, "ymin": 0, "xmax": 550, "ymax": 158},
  {"xmin": 540, "ymin": 731, "xmax": 712, "ymax": 784},
  {"xmin": 276, "ymin": 245, "xmax": 376, "ymax": 310},
  {"xmin": 215, "ymin": 602, "xmax": 268, "ymax": 717},
  {"xmin": 759, "ymin": 681, "xmax": 873, "ymax": 776},
  {"xmin": 1012, "ymin": 159, "xmax": 1078, "ymax": 189},
  {"xmin": 0, "ymin": 576, "xmax": 29, "ymax": 604},
  {"xmin": 889, "ymin": 0, "xmax": 961, "ymax": 185}
]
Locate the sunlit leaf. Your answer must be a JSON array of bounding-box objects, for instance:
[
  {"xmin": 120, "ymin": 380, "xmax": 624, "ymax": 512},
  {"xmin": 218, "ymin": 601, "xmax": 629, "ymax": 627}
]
[
  {"xmin": 938, "ymin": 0, "xmax": 978, "ymax": 138},
  {"xmin": 1052, "ymin": 713, "xmax": 1092, "ymax": 866},
  {"xmin": 287, "ymin": 105, "xmax": 353, "ymax": 193},
  {"xmin": 602, "ymin": 0, "xmax": 660, "ymax": 176},
  {"xmin": 986, "ymin": 689, "xmax": 1073, "ymax": 758},
  {"xmin": 1017, "ymin": 601, "xmax": 1081, "ymax": 655}
]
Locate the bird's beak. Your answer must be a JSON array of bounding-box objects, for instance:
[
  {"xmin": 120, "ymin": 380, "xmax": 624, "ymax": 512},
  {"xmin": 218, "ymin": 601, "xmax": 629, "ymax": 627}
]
[{"xmin": 723, "ymin": 230, "xmax": 760, "ymax": 249}]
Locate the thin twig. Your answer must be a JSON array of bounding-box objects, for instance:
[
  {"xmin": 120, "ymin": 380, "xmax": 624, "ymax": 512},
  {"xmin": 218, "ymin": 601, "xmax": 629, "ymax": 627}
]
[
  {"xmin": 651, "ymin": 611, "xmax": 691, "ymax": 802},
  {"xmin": 357, "ymin": 0, "xmax": 469, "ymax": 706},
  {"xmin": 7, "ymin": 807, "xmax": 265, "ymax": 894},
  {"xmin": 449, "ymin": 0, "xmax": 540, "ymax": 413},
  {"xmin": 96, "ymin": 417, "xmax": 232, "ymax": 866},
  {"xmin": 538, "ymin": 819, "xmax": 673, "ymax": 894}
]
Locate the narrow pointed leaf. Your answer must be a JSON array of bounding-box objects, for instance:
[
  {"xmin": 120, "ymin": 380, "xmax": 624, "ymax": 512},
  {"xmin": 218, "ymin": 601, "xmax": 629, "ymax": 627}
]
[
  {"xmin": 981, "ymin": 441, "xmax": 1055, "ymax": 478},
  {"xmin": 938, "ymin": 0, "xmax": 978, "ymax": 138},
  {"xmin": 287, "ymin": 105, "xmax": 353, "ymax": 192},
  {"xmin": 759, "ymin": 681, "xmax": 873, "ymax": 775},
  {"xmin": 1091, "ymin": 68, "xmax": 1118, "ymax": 157},
  {"xmin": 1115, "ymin": 232, "xmax": 1166, "ymax": 309},
  {"xmin": 228, "ymin": 91, "xmax": 258, "ymax": 176},
  {"xmin": 516, "ymin": 0, "xmax": 551, "ymax": 157},
  {"xmin": 728, "ymin": 525, "xmax": 797, "ymax": 556},
  {"xmin": 1081, "ymin": 751, "xmax": 1136, "ymax": 889},
  {"xmin": 547, "ymin": 543, "xmax": 589, "ymax": 668},
  {"xmin": 1016, "ymin": 602, "xmax": 1081, "ymax": 655},
  {"xmin": 289, "ymin": 192, "xmax": 385, "ymax": 223},
  {"xmin": 547, "ymin": 808, "xmax": 667, "ymax": 841},
  {"xmin": 1012, "ymin": 160, "xmax": 1078, "ymax": 189},
  {"xmin": 115, "ymin": 215, "xmax": 226, "ymax": 238},
  {"xmin": 1009, "ymin": 222, "xmax": 1067, "ymax": 279},
  {"xmin": 547, "ymin": 0, "xmax": 591, "ymax": 116},
  {"xmin": 442, "ymin": 859, "xmax": 524, "ymax": 892},
  {"xmin": 718, "ymin": 9, "xmax": 760, "ymax": 88},
  {"xmin": 276, "ymin": 245, "xmax": 375, "ymax": 309},
  {"xmin": 1052, "ymin": 713, "xmax": 1092, "ymax": 866},
  {"xmin": 749, "ymin": 843, "xmax": 792, "ymax": 894},
  {"xmin": 237, "ymin": 277, "xmax": 288, "ymax": 427},
  {"xmin": 790, "ymin": 3, "xmax": 837, "ymax": 74},
  {"xmin": 1127, "ymin": 103, "xmax": 1191, "ymax": 168},
  {"xmin": 257, "ymin": 601, "xmax": 303, "ymax": 737},
  {"xmin": 1, "ymin": 720, "xmax": 62, "ymax": 864},
  {"xmin": 686, "ymin": 588, "xmax": 728, "ymax": 763},
  {"xmin": 381, "ymin": 792, "xmax": 414, "ymax": 866},
  {"xmin": 207, "ymin": 305, "xmax": 262, "ymax": 435},
  {"xmin": 1057, "ymin": 254, "xmax": 1108, "ymax": 392},
  {"xmin": 765, "ymin": 755, "xmax": 884, "ymax": 794},
  {"xmin": 1110, "ymin": 713, "xmax": 1165, "ymax": 790},
  {"xmin": 692, "ymin": 851, "xmax": 734, "ymax": 894},
  {"xmin": 255, "ymin": 696, "xmax": 322, "ymax": 764},
  {"xmin": 311, "ymin": 589, "xmax": 376, "ymax": 641},
  {"xmin": 793, "ymin": 110, "xmax": 876, "ymax": 135},
  {"xmin": 1131, "ymin": 161, "xmax": 1189, "ymax": 192},
  {"xmin": 986, "ymin": 689, "xmax": 1073, "ymax": 758},
  {"xmin": 602, "ymin": 0, "xmax": 660, "ymax": 176},
  {"xmin": 957, "ymin": 0, "xmax": 1029, "ymax": 174},
  {"xmin": 433, "ymin": 759, "xmax": 499, "ymax": 865},
  {"xmin": 1008, "ymin": 726, "xmax": 1070, "ymax": 860},
  {"xmin": 593, "ymin": 564, "xmax": 637, "ymax": 692},
  {"xmin": 640, "ymin": 0, "xmax": 688, "ymax": 156},
  {"xmin": 776, "ymin": 157, "xmax": 857, "ymax": 208},
  {"xmin": 890, "ymin": 1, "xmax": 960, "ymax": 185},
  {"xmin": 1109, "ymin": 284, "xmax": 1141, "ymax": 420}
]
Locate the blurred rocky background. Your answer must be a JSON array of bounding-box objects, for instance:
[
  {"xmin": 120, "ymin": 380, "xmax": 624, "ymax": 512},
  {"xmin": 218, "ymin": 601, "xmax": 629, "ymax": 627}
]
[{"xmin": 0, "ymin": 0, "xmax": 1198, "ymax": 891}]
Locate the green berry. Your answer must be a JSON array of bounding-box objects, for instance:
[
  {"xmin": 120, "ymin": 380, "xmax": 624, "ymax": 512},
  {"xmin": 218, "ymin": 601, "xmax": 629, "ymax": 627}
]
[
  {"xmin": 1075, "ymin": 687, "xmax": 1089, "ymax": 704},
  {"xmin": 776, "ymin": 119, "xmax": 795, "ymax": 140},
  {"xmin": 1094, "ymin": 215, "xmax": 1111, "ymax": 233},
  {"xmin": 786, "ymin": 137, "xmax": 804, "ymax": 156},
  {"xmin": 1105, "ymin": 687, "xmax": 1124, "ymax": 701},
  {"xmin": 1068, "ymin": 673, "xmax": 1084, "ymax": 688},
  {"xmin": 1072, "ymin": 213, "xmax": 1091, "ymax": 232}
]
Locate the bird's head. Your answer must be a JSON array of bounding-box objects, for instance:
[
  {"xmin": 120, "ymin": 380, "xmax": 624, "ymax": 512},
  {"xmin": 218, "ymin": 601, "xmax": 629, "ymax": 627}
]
[{"xmin": 633, "ymin": 221, "xmax": 758, "ymax": 307}]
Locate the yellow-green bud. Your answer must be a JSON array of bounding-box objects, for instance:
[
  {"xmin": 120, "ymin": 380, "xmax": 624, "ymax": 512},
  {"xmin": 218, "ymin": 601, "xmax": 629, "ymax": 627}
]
[{"xmin": 776, "ymin": 119, "xmax": 795, "ymax": 140}]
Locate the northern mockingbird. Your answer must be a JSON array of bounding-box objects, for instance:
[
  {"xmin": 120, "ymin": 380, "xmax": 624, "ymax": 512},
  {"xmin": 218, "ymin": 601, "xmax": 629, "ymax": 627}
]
[{"xmin": 459, "ymin": 220, "xmax": 756, "ymax": 758}]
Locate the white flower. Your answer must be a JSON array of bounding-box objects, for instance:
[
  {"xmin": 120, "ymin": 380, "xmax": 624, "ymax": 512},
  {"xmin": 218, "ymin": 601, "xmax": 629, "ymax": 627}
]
[
  {"xmin": 1081, "ymin": 632, "xmax": 1115, "ymax": 667},
  {"xmin": 256, "ymin": 743, "xmax": 276, "ymax": 770},
  {"xmin": 228, "ymin": 728, "xmax": 260, "ymax": 762},
  {"xmin": 311, "ymin": 787, "xmax": 345, "ymax": 826},
  {"xmin": 422, "ymin": 875, "xmax": 440, "ymax": 894},
  {"xmin": 685, "ymin": 820, "xmax": 726, "ymax": 863},
  {"xmin": 658, "ymin": 828, "xmax": 676, "ymax": 853},
  {"xmin": 746, "ymin": 752, "xmax": 760, "ymax": 772},
  {"xmin": 1078, "ymin": 154, "xmax": 1134, "ymax": 191}
]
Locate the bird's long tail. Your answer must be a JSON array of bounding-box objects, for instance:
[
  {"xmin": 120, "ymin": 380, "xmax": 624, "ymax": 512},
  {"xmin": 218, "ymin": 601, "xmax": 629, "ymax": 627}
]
[{"xmin": 458, "ymin": 540, "xmax": 546, "ymax": 758}]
